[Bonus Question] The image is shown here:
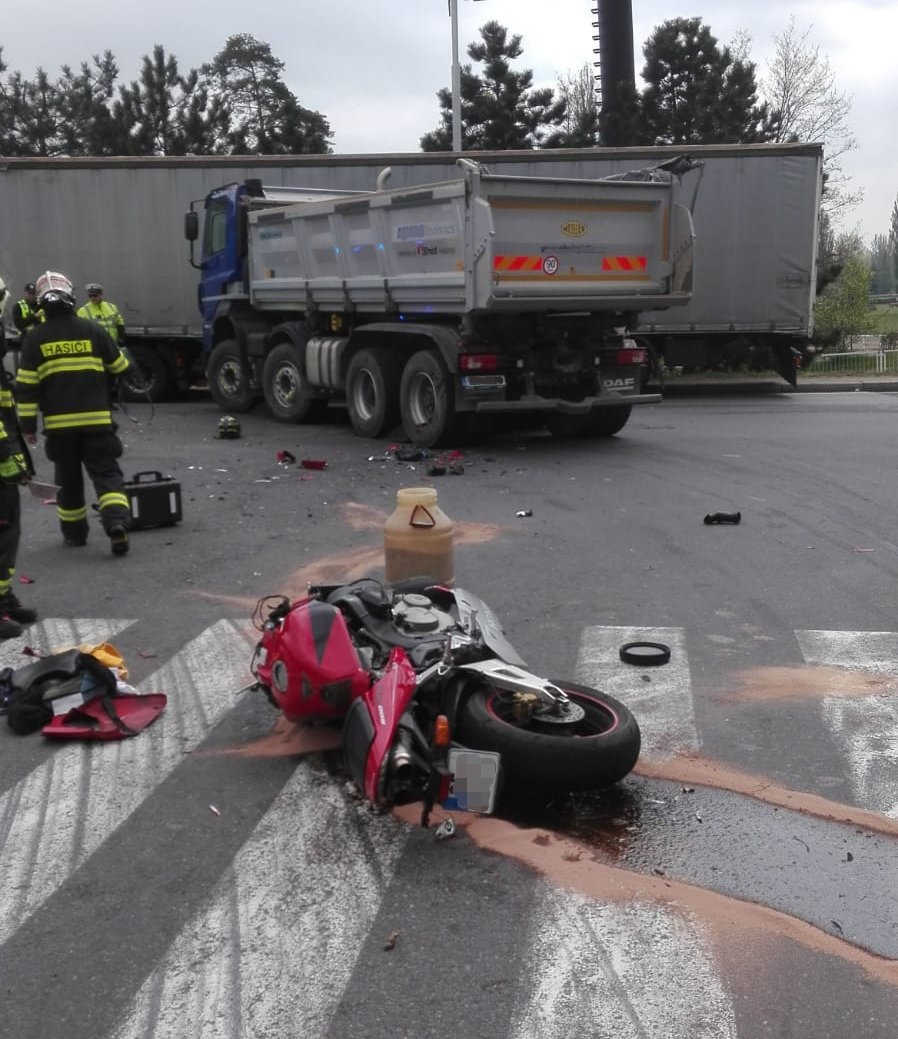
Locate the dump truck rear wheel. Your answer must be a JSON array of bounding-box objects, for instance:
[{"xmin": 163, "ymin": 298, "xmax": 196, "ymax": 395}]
[
  {"xmin": 120, "ymin": 345, "xmax": 170, "ymax": 402},
  {"xmin": 400, "ymin": 350, "xmax": 455, "ymax": 448},
  {"xmin": 546, "ymin": 406, "xmax": 631, "ymax": 439},
  {"xmin": 346, "ymin": 348, "xmax": 401, "ymax": 437},
  {"xmin": 207, "ymin": 339, "xmax": 255, "ymax": 413},
  {"xmin": 262, "ymin": 342, "xmax": 327, "ymax": 424}
]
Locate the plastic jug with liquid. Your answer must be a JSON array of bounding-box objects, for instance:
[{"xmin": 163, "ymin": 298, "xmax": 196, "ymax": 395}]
[{"xmin": 383, "ymin": 487, "xmax": 454, "ymax": 585}]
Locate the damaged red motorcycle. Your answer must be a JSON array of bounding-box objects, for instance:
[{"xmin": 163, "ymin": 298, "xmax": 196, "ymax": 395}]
[{"xmin": 250, "ymin": 577, "xmax": 640, "ymax": 823}]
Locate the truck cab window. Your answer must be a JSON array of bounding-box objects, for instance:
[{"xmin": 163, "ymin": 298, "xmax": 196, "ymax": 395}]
[{"xmin": 203, "ymin": 199, "xmax": 228, "ymax": 257}]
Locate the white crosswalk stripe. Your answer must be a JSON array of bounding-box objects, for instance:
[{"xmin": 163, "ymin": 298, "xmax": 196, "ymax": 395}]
[
  {"xmin": 509, "ymin": 884, "xmax": 737, "ymax": 1039},
  {"xmin": 4, "ymin": 620, "xmax": 898, "ymax": 1038},
  {"xmin": 112, "ymin": 764, "xmax": 409, "ymax": 1039},
  {"xmin": 575, "ymin": 625, "xmax": 698, "ymax": 761},
  {"xmin": 797, "ymin": 629, "xmax": 898, "ymax": 817},
  {"xmin": 0, "ymin": 619, "xmax": 254, "ymax": 945}
]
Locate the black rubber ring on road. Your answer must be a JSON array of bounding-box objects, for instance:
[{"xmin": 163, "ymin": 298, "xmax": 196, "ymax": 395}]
[{"xmin": 619, "ymin": 641, "xmax": 671, "ymax": 666}]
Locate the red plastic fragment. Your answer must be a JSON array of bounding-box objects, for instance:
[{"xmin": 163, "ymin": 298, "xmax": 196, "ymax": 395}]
[{"xmin": 300, "ymin": 459, "xmax": 327, "ymax": 470}]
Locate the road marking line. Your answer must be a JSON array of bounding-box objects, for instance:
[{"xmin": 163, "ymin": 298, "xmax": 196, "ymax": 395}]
[
  {"xmin": 508, "ymin": 883, "xmax": 737, "ymax": 1039},
  {"xmin": 0, "ymin": 620, "xmax": 253, "ymax": 946},
  {"xmin": 111, "ymin": 764, "xmax": 409, "ymax": 1039},
  {"xmin": 0, "ymin": 618, "xmax": 137, "ymax": 669},
  {"xmin": 576, "ymin": 626, "xmax": 697, "ymax": 761},
  {"xmin": 797, "ymin": 630, "xmax": 898, "ymax": 817}
]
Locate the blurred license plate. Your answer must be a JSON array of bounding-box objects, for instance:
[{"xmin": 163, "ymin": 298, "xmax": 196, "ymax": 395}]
[{"xmin": 442, "ymin": 749, "xmax": 501, "ymax": 814}]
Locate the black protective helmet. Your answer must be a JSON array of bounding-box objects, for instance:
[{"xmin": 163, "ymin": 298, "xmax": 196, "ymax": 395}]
[
  {"xmin": 216, "ymin": 415, "xmax": 241, "ymax": 439},
  {"xmin": 24, "ymin": 282, "xmax": 36, "ymax": 293}
]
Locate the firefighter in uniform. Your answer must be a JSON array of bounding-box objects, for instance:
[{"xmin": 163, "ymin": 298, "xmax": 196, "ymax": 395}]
[
  {"xmin": 16, "ymin": 271, "xmax": 133, "ymax": 556},
  {"xmin": 12, "ymin": 283, "xmax": 44, "ymax": 337},
  {"xmin": 0, "ymin": 346, "xmax": 38, "ymax": 637}
]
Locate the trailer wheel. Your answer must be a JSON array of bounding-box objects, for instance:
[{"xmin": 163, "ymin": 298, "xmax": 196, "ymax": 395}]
[
  {"xmin": 546, "ymin": 405, "xmax": 631, "ymax": 439},
  {"xmin": 207, "ymin": 339, "xmax": 255, "ymax": 413},
  {"xmin": 120, "ymin": 345, "xmax": 171, "ymax": 402},
  {"xmin": 262, "ymin": 342, "xmax": 327, "ymax": 424},
  {"xmin": 400, "ymin": 350, "xmax": 456, "ymax": 448},
  {"xmin": 346, "ymin": 348, "xmax": 401, "ymax": 438}
]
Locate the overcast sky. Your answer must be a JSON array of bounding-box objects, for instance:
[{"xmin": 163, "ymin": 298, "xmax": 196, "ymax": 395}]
[{"xmin": 3, "ymin": 1, "xmax": 895, "ymax": 243}]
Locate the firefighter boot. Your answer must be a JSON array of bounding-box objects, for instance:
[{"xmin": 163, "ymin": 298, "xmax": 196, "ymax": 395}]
[
  {"xmin": 0, "ymin": 592, "xmax": 38, "ymax": 625},
  {"xmin": 109, "ymin": 525, "xmax": 129, "ymax": 557},
  {"xmin": 0, "ymin": 612, "xmax": 23, "ymax": 640}
]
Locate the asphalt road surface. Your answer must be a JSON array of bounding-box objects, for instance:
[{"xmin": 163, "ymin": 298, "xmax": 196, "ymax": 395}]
[{"xmin": 3, "ymin": 391, "xmax": 898, "ymax": 1038}]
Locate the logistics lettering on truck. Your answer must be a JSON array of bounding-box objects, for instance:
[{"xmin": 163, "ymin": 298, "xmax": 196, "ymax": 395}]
[{"xmin": 185, "ymin": 156, "xmax": 701, "ymax": 447}]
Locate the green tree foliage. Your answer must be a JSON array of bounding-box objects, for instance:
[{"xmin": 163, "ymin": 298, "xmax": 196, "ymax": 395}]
[
  {"xmin": 869, "ymin": 235, "xmax": 896, "ymax": 295},
  {"xmin": 116, "ymin": 45, "xmax": 230, "ymax": 155},
  {"xmin": 890, "ymin": 198, "xmax": 898, "ymax": 291},
  {"xmin": 606, "ymin": 17, "xmax": 777, "ymax": 146},
  {"xmin": 200, "ymin": 34, "xmax": 331, "ymax": 154},
  {"xmin": 0, "ymin": 37, "xmax": 331, "ymax": 157},
  {"xmin": 421, "ymin": 21, "xmax": 566, "ymax": 151},
  {"xmin": 56, "ymin": 53, "xmax": 122, "ymax": 155},
  {"xmin": 814, "ymin": 234, "xmax": 874, "ymax": 348}
]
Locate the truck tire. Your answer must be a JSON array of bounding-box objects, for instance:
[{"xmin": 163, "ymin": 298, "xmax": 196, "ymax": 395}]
[
  {"xmin": 262, "ymin": 342, "xmax": 327, "ymax": 424},
  {"xmin": 546, "ymin": 405, "xmax": 631, "ymax": 439},
  {"xmin": 207, "ymin": 339, "xmax": 255, "ymax": 413},
  {"xmin": 120, "ymin": 345, "xmax": 170, "ymax": 402},
  {"xmin": 346, "ymin": 348, "xmax": 401, "ymax": 438},
  {"xmin": 399, "ymin": 350, "xmax": 456, "ymax": 448}
]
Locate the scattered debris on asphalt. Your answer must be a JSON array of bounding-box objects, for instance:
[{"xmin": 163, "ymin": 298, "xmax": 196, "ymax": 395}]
[
  {"xmin": 384, "ymin": 930, "xmax": 400, "ymax": 951},
  {"xmin": 301, "ymin": 459, "xmax": 328, "ymax": 470},
  {"xmin": 434, "ymin": 817, "xmax": 456, "ymax": 841},
  {"xmin": 276, "ymin": 450, "xmax": 296, "ymax": 465},
  {"xmin": 703, "ymin": 511, "xmax": 742, "ymax": 525},
  {"xmin": 516, "ymin": 509, "xmax": 533, "ymax": 518}
]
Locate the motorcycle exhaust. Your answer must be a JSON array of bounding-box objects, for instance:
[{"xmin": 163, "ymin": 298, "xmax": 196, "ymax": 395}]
[{"xmin": 389, "ymin": 731, "xmax": 415, "ymax": 777}]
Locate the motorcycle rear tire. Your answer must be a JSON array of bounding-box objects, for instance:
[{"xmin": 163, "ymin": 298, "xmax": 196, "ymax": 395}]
[{"xmin": 456, "ymin": 680, "xmax": 640, "ymax": 791}]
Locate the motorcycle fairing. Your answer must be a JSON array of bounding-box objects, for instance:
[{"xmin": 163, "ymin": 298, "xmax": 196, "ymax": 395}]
[
  {"xmin": 258, "ymin": 599, "xmax": 371, "ymax": 722},
  {"xmin": 360, "ymin": 648, "xmax": 419, "ymax": 804},
  {"xmin": 452, "ymin": 587, "xmax": 527, "ymax": 668}
]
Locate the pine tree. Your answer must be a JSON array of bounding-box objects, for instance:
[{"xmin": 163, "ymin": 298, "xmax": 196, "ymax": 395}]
[
  {"xmin": 635, "ymin": 17, "xmax": 777, "ymax": 145},
  {"xmin": 421, "ymin": 21, "xmax": 566, "ymax": 151},
  {"xmin": 200, "ymin": 34, "xmax": 331, "ymax": 154}
]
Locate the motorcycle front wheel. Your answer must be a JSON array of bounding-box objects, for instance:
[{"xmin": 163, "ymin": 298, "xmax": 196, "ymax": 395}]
[{"xmin": 456, "ymin": 680, "xmax": 640, "ymax": 791}]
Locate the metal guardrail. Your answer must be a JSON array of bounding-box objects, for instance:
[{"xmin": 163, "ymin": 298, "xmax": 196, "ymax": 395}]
[{"xmin": 810, "ymin": 349, "xmax": 898, "ymax": 374}]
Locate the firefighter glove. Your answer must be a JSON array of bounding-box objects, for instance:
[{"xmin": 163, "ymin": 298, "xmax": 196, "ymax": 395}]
[{"xmin": 0, "ymin": 452, "xmax": 30, "ymax": 484}]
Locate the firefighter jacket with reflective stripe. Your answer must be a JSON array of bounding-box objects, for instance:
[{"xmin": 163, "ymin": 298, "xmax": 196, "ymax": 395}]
[
  {"xmin": 13, "ymin": 299, "xmax": 44, "ymax": 335},
  {"xmin": 0, "ymin": 372, "xmax": 26, "ymax": 477},
  {"xmin": 76, "ymin": 299, "xmax": 125, "ymax": 345},
  {"xmin": 15, "ymin": 313, "xmax": 131, "ymax": 435}
]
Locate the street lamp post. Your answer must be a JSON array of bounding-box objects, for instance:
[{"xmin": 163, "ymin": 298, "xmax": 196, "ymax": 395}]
[
  {"xmin": 450, "ymin": 0, "xmax": 462, "ymax": 153},
  {"xmin": 449, "ymin": 0, "xmax": 487, "ymax": 153}
]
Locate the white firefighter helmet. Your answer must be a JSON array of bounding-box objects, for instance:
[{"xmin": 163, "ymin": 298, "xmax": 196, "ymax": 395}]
[{"xmin": 35, "ymin": 271, "xmax": 75, "ymax": 309}]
